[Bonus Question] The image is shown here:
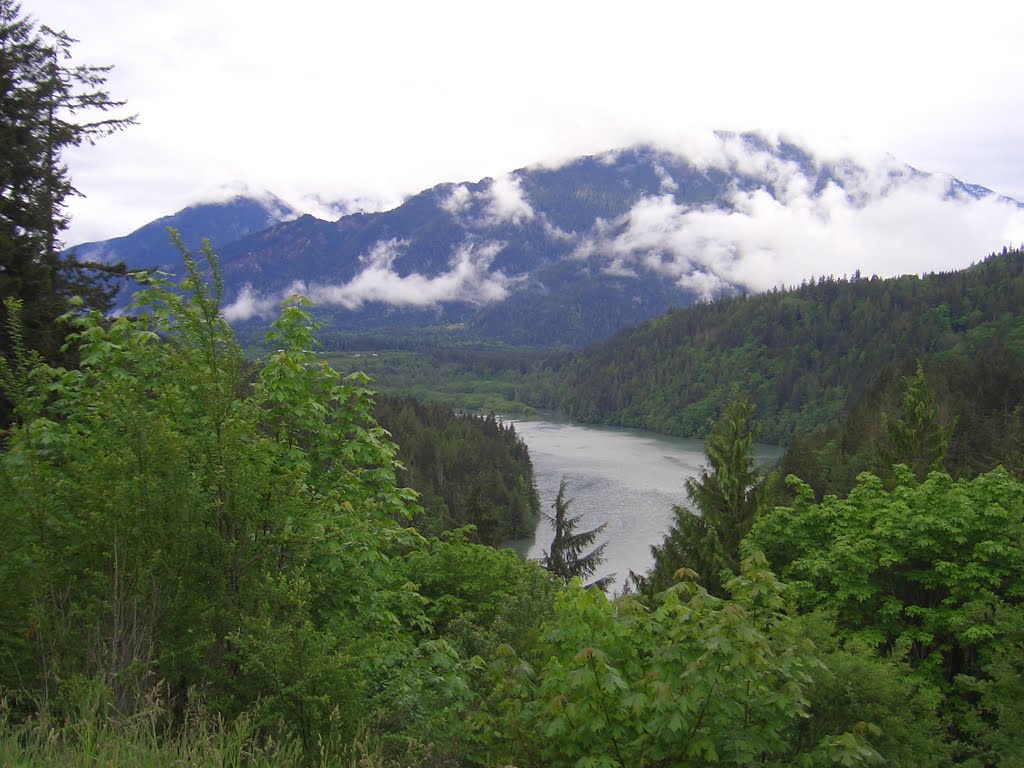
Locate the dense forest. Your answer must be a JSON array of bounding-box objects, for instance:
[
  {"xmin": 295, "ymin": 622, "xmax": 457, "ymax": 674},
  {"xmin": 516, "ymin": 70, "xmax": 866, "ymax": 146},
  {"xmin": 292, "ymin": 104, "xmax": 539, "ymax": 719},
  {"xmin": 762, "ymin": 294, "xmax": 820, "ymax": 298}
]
[
  {"xmin": 322, "ymin": 248, "xmax": 1024, "ymax": 498},
  {"xmin": 550, "ymin": 247, "xmax": 1024, "ymax": 445},
  {"xmin": 374, "ymin": 394, "xmax": 539, "ymax": 543},
  {"xmin": 9, "ymin": 254, "xmax": 1022, "ymax": 765},
  {"xmin": 777, "ymin": 351, "xmax": 1024, "ymax": 499}
]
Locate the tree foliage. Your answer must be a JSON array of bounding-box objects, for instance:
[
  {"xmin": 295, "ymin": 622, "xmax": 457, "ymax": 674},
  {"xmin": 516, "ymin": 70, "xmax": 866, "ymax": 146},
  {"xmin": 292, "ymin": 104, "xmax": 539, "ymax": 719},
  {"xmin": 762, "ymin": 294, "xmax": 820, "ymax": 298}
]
[
  {"xmin": 748, "ymin": 466, "xmax": 1024, "ymax": 764},
  {"xmin": 641, "ymin": 392, "xmax": 772, "ymax": 597},
  {"xmin": 873, "ymin": 361, "xmax": 956, "ymax": 483},
  {"xmin": 0, "ymin": 239, "xmax": 430, "ymax": 751},
  {"xmin": 541, "ymin": 477, "xmax": 613, "ymax": 590},
  {"xmin": 550, "ymin": 248, "xmax": 1024, "ymax": 447},
  {"xmin": 0, "ymin": 0, "xmax": 134, "ymax": 422},
  {"xmin": 374, "ymin": 395, "xmax": 539, "ymax": 544},
  {"xmin": 778, "ymin": 352, "xmax": 1001, "ymax": 501},
  {"xmin": 471, "ymin": 556, "xmax": 900, "ymax": 767},
  {"xmin": 0, "ymin": 235, "xmax": 990, "ymax": 765}
]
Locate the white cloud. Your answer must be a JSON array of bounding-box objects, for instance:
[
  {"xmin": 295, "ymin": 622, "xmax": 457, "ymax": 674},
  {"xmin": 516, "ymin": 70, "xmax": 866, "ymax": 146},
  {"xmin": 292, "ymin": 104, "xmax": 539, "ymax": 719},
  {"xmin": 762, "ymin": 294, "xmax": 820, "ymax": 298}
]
[
  {"xmin": 221, "ymin": 283, "xmax": 281, "ymax": 323},
  {"xmin": 439, "ymin": 175, "xmax": 536, "ymax": 227},
  {"xmin": 540, "ymin": 215, "xmax": 576, "ymax": 242},
  {"xmin": 34, "ymin": 0, "xmax": 1024, "ymax": 248},
  {"xmin": 653, "ymin": 163, "xmax": 678, "ymax": 193},
  {"xmin": 440, "ymin": 185, "xmax": 472, "ymax": 216},
  {"xmin": 484, "ymin": 174, "xmax": 535, "ymax": 225},
  {"xmin": 575, "ymin": 141, "xmax": 1024, "ymax": 298},
  {"xmin": 220, "ymin": 238, "xmax": 517, "ymax": 321}
]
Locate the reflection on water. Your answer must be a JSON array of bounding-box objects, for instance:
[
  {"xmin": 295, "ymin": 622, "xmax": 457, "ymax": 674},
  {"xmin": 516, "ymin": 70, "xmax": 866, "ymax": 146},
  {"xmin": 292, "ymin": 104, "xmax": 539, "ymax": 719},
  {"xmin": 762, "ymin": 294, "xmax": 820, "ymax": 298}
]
[{"xmin": 507, "ymin": 417, "xmax": 781, "ymax": 591}]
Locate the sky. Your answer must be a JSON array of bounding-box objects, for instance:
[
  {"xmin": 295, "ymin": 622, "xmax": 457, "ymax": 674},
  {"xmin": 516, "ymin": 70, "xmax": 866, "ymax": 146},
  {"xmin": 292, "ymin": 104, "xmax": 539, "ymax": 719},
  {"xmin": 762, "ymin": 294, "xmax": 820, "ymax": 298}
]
[{"xmin": 25, "ymin": 0, "xmax": 1024, "ymax": 248}]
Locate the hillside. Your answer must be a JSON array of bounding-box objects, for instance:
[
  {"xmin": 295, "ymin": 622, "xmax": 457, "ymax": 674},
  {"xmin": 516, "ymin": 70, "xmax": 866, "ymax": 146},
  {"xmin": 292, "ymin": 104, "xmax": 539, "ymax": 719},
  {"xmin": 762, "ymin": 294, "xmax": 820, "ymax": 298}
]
[
  {"xmin": 69, "ymin": 192, "xmax": 300, "ymax": 278},
  {"xmin": 374, "ymin": 394, "xmax": 539, "ymax": 543},
  {"xmin": 547, "ymin": 247, "xmax": 1024, "ymax": 443}
]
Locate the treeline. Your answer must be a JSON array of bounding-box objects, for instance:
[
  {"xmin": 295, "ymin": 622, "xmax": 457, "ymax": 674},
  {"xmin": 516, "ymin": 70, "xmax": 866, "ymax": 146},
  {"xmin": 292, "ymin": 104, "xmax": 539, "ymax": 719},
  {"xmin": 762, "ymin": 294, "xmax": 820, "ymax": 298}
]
[
  {"xmin": 322, "ymin": 346, "xmax": 553, "ymax": 416},
  {"xmin": 779, "ymin": 350, "xmax": 1024, "ymax": 499},
  {"xmin": 549, "ymin": 247, "xmax": 1024, "ymax": 445},
  {"xmin": 374, "ymin": 394, "xmax": 539, "ymax": 543}
]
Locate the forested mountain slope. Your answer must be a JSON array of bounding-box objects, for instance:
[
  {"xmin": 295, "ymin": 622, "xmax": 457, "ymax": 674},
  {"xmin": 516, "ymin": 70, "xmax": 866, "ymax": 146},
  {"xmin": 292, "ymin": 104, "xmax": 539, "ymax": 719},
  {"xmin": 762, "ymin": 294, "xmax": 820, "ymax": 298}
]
[
  {"xmin": 550, "ymin": 247, "xmax": 1024, "ymax": 443},
  {"xmin": 374, "ymin": 395, "xmax": 538, "ymax": 543},
  {"xmin": 778, "ymin": 346, "xmax": 1024, "ymax": 499},
  {"xmin": 69, "ymin": 193, "xmax": 300, "ymax": 281}
]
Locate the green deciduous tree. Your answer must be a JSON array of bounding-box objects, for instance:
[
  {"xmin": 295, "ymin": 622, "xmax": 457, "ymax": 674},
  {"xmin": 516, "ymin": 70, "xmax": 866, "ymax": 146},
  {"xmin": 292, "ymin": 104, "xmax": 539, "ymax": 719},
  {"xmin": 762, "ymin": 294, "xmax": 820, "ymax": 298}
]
[
  {"xmin": 642, "ymin": 392, "xmax": 772, "ymax": 596},
  {"xmin": 471, "ymin": 555, "xmax": 892, "ymax": 767},
  {"xmin": 0, "ymin": 239, "xmax": 430, "ymax": 756},
  {"xmin": 748, "ymin": 466, "xmax": 1024, "ymax": 764}
]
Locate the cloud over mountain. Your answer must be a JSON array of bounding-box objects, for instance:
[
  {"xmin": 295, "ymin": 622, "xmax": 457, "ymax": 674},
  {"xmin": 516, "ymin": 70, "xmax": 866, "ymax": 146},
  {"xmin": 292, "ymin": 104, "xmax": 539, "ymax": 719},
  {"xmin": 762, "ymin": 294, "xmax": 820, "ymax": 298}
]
[
  {"xmin": 573, "ymin": 165, "xmax": 1024, "ymax": 297},
  {"xmin": 223, "ymin": 239, "xmax": 516, "ymax": 322},
  {"xmin": 441, "ymin": 173, "xmax": 535, "ymax": 225},
  {"xmin": 85, "ymin": 132, "xmax": 1024, "ymax": 346}
]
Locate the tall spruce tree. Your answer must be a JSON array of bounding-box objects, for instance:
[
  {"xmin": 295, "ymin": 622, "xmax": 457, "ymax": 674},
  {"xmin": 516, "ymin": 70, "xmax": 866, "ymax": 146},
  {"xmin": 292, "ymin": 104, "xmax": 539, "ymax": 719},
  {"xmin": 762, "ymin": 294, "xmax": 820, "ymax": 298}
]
[
  {"xmin": 541, "ymin": 478, "xmax": 613, "ymax": 590},
  {"xmin": 0, "ymin": 0, "xmax": 134, "ymax": 397},
  {"xmin": 875, "ymin": 362, "xmax": 956, "ymax": 483},
  {"xmin": 641, "ymin": 391, "xmax": 772, "ymax": 597}
]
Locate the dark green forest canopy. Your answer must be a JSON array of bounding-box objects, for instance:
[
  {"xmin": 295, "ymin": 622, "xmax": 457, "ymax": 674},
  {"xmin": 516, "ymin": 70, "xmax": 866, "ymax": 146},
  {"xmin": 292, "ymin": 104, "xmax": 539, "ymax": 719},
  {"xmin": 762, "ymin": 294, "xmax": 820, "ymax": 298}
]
[
  {"xmin": 545, "ymin": 247, "xmax": 1024, "ymax": 447},
  {"xmin": 373, "ymin": 393, "xmax": 539, "ymax": 544}
]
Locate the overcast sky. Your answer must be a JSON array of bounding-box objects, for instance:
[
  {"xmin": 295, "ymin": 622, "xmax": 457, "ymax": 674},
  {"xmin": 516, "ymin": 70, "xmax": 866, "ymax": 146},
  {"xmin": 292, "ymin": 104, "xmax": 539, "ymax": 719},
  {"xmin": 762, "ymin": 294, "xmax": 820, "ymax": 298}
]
[{"xmin": 27, "ymin": 0, "xmax": 1024, "ymax": 247}]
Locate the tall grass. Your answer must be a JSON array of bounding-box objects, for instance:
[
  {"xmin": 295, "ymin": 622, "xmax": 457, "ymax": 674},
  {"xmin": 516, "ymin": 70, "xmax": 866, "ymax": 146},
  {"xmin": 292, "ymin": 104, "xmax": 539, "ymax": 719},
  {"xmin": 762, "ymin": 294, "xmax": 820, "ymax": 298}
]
[{"xmin": 0, "ymin": 676, "xmax": 398, "ymax": 767}]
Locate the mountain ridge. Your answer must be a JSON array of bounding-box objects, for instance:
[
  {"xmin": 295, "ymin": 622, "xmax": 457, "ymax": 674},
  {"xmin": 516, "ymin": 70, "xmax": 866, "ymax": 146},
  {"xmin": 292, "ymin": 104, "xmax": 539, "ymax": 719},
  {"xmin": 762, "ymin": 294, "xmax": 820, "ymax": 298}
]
[{"xmin": 67, "ymin": 132, "xmax": 1024, "ymax": 347}]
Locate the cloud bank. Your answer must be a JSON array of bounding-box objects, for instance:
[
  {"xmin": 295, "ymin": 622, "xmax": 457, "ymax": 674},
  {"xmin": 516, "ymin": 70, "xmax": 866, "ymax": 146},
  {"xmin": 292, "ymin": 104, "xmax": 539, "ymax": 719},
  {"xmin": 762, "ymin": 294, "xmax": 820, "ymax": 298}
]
[
  {"xmin": 222, "ymin": 238, "xmax": 515, "ymax": 322},
  {"xmin": 574, "ymin": 138, "xmax": 1024, "ymax": 297},
  {"xmin": 224, "ymin": 132, "xmax": 1024, "ymax": 323}
]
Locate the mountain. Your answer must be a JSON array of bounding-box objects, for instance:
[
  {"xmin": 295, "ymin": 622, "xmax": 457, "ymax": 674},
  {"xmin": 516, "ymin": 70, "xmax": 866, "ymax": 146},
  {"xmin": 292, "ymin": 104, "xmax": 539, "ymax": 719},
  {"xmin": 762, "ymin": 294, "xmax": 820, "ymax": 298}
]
[
  {"xmin": 67, "ymin": 192, "xmax": 301, "ymax": 280},
  {"xmin": 70, "ymin": 132, "xmax": 1024, "ymax": 347}
]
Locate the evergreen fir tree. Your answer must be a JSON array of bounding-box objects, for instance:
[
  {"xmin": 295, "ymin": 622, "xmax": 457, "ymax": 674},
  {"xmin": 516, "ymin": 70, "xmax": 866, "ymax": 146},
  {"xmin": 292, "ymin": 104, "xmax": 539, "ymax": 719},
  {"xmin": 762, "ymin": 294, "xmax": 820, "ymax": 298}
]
[
  {"xmin": 0, "ymin": 0, "xmax": 134, "ymax": 423},
  {"xmin": 875, "ymin": 361, "xmax": 956, "ymax": 483},
  {"xmin": 641, "ymin": 391, "xmax": 772, "ymax": 597},
  {"xmin": 541, "ymin": 477, "xmax": 613, "ymax": 590}
]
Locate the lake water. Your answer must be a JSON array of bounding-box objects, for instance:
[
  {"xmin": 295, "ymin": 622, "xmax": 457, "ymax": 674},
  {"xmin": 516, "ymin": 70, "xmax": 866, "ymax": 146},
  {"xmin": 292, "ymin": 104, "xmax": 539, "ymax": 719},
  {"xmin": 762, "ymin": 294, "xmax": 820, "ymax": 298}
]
[{"xmin": 507, "ymin": 417, "xmax": 781, "ymax": 591}]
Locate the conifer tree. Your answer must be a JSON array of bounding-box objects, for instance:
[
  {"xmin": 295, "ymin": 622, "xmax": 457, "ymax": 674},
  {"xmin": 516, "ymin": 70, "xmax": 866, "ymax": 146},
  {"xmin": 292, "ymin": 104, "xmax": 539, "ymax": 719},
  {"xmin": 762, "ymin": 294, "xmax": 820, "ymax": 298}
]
[
  {"xmin": 875, "ymin": 361, "xmax": 955, "ymax": 483},
  {"xmin": 642, "ymin": 391, "xmax": 772, "ymax": 597},
  {"xmin": 541, "ymin": 478, "xmax": 613, "ymax": 590},
  {"xmin": 0, "ymin": 0, "xmax": 134, "ymax": 393}
]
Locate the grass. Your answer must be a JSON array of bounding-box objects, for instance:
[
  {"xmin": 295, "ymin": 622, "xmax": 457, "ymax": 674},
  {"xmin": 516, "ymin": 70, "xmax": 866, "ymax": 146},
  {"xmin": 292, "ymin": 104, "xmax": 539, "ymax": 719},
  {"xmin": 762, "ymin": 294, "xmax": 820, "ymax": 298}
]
[{"xmin": 0, "ymin": 679, "xmax": 403, "ymax": 767}]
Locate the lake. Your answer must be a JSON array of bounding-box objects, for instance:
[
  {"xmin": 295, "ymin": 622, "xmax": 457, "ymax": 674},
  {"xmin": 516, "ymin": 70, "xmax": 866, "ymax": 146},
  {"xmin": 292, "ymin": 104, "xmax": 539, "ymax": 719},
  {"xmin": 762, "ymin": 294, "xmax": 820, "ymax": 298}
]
[{"xmin": 507, "ymin": 417, "xmax": 781, "ymax": 591}]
